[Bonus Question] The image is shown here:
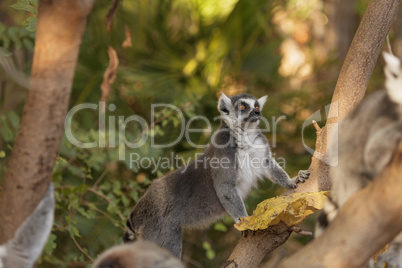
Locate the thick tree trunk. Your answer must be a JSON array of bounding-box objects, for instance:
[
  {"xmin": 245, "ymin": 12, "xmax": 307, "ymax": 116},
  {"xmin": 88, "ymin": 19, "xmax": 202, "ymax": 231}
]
[
  {"xmin": 278, "ymin": 141, "xmax": 402, "ymax": 267},
  {"xmin": 0, "ymin": 0, "xmax": 94, "ymax": 243},
  {"xmin": 223, "ymin": 0, "xmax": 400, "ymax": 266}
]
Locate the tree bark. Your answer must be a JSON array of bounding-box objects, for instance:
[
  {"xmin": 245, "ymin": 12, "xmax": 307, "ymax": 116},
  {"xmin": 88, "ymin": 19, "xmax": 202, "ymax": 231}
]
[
  {"xmin": 223, "ymin": 223, "xmax": 291, "ymax": 268},
  {"xmin": 223, "ymin": 0, "xmax": 400, "ymax": 266},
  {"xmin": 0, "ymin": 0, "xmax": 94, "ymax": 243},
  {"xmin": 278, "ymin": 141, "xmax": 402, "ymax": 267}
]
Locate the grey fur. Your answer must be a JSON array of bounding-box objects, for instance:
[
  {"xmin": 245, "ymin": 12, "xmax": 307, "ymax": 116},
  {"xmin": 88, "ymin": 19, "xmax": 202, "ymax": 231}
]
[
  {"xmin": 92, "ymin": 240, "xmax": 184, "ymax": 268},
  {"xmin": 124, "ymin": 93, "xmax": 309, "ymax": 258},
  {"xmin": 316, "ymin": 53, "xmax": 402, "ymax": 267},
  {"xmin": 0, "ymin": 183, "xmax": 55, "ymax": 268}
]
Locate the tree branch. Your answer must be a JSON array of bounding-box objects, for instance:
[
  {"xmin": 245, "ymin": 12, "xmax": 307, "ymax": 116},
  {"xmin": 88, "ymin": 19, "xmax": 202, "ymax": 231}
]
[
  {"xmin": 223, "ymin": 0, "xmax": 400, "ymax": 266},
  {"xmin": 223, "ymin": 223, "xmax": 292, "ymax": 268},
  {"xmin": 278, "ymin": 140, "xmax": 402, "ymax": 267},
  {"xmin": 0, "ymin": 0, "xmax": 94, "ymax": 243}
]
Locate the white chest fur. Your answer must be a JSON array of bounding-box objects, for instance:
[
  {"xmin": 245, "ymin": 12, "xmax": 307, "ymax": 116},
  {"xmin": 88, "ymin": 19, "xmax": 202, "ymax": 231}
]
[{"xmin": 235, "ymin": 128, "xmax": 268, "ymax": 199}]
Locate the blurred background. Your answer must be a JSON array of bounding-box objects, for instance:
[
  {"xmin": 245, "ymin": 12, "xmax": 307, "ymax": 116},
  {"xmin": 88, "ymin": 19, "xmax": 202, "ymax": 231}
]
[{"xmin": 0, "ymin": 0, "xmax": 401, "ymax": 267}]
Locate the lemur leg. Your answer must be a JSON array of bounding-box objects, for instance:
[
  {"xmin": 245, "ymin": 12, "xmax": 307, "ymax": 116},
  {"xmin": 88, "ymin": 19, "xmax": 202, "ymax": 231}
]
[{"xmin": 266, "ymin": 159, "xmax": 310, "ymax": 189}]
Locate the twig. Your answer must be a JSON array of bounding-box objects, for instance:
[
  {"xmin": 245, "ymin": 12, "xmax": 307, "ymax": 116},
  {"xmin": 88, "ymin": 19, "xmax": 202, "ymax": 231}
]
[
  {"xmin": 106, "ymin": 0, "xmax": 120, "ymax": 31},
  {"xmin": 312, "ymin": 120, "xmax": 321, "ymax": 132},
  {"xmin": 289, "ymin": 226, "xmax": 313, "ymax": 236},
  {"xmin": 93, "ymin": 167, "xmax": 109, "ymax": 188},
  {"xmin": 82, "ymin": 201, "xmax": 125, "ymax": 230},
  {"xmin": 71, "ymin": 235, "xmax": 94, "ymax": 262},
  {"xmin": 386, "ymin": 35, "xmax": 393, "ymax": 55},
  {"xmin": 88, "ymin": 188, "xmax": 125, "ymax": 222}
]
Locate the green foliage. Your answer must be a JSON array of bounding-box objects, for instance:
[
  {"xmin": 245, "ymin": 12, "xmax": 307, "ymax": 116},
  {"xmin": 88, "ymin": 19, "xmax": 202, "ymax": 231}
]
[
  {"xmin": 10, "ymin": 0, "xmax": 37, "ymax": 31},
  {"xmin": 0, "ymin": 0, "xmax": 36, "ymax": 55},
  {"xmin": 0, "ymin": 111, "xmax": 20, "ymax": 143},
  {"xmin": 202, "ymin": 241, "xmax": 216, "ymax": 260},
  {"xmin": 0, "ymin": 22, "xmax": 35, "ymax": 54},
  {"xmin": 213, "ymin": 222, "xmax": 228, "ymax": 232}
]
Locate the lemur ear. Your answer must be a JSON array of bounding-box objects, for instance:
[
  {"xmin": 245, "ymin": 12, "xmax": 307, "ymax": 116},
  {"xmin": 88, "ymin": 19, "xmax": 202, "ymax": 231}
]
[
  {"xmin": 258, "ymin": 95, "xmax": 268, "ymax": 109},
  {"xmin": 218, "ymin": 92, "xmax": 232, "ymax": 115},
  {"xmin": 383, "ymin": 52, "xmax": 400, "ymax": 72}
]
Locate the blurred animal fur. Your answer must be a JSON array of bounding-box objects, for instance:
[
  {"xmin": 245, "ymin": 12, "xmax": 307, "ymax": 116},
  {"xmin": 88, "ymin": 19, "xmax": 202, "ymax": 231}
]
[
  {"xmin": 0, "ymin": 183, "xmax": 54, "ymax": 268},
  {"xmin": 316, "ymin": 52, "xmax": 402, "ymax": 268}
]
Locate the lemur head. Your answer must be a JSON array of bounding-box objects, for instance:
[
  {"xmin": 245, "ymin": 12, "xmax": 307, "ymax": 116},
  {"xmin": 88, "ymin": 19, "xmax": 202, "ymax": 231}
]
[
  {"xmin": 383, "ymin": 52, "xmax": 402, "ymax": 104},
  {"xmin": 218, "ymin": 93, "xmax": 268, "ymax": 128}
]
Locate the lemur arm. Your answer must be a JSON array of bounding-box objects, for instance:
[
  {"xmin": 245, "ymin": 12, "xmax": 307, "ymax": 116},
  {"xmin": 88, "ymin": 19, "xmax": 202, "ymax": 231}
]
[
  {"xmin": 265, "ymin": 158, "xmax": 309, "ymax": 189},
  {"xmin": 211, "ymin": 150, "xmax": 248, "ymax": 222}
]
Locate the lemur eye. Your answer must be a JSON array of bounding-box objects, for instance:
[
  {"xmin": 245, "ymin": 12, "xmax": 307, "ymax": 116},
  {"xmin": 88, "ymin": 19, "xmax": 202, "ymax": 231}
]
[{"xmin": 240, "ymin": 105, "xmax": 246, "ymax": 110}]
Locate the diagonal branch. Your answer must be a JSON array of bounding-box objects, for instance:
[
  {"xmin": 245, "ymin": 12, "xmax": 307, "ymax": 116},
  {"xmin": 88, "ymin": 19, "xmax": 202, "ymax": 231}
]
[
  {"xmin": 278, "ymin": 140, "xmax": 402, "ymax": 267},
  {"xmin": 223, "ymin": 0, "xmax": 400, "ymax": 266}
]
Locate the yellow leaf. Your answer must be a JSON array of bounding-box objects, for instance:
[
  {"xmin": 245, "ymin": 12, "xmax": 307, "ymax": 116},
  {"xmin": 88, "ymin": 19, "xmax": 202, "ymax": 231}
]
[{"xmin": 235, "ymin": 191, "xmax": 329, "ymax": 231}]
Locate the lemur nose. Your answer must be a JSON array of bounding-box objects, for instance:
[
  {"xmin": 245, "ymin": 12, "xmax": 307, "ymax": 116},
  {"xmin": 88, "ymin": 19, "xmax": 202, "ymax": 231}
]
[{"xmin": 254, "ymin": 110, "xmax": 261, "ymax": 115}]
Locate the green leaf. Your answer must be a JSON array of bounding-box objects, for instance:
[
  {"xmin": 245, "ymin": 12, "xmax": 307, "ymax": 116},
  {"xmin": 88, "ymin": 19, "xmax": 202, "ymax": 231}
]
[
  {"xmin": 43, "ymin": 234, "xmax": 57, "ymax": 255},
  {"xmin": 68, "ymin": 225, "xmax": 81, "ymax": 238},
  {"xmin": 30, "ymin": 0, "xmax": 38, "ymax": 7},
  {"xmin": 21, "ymin": 17, "xmax": 37, "ymax": 32},
  {"xmin": 213, "ymin": 222, "xmax": 227, "ymax": 232},
  {"xmin": 130, "ymin": 191, "xmax": 139, "ymax": 202},
  {"xmin": 202, "ymin": 241, "xmax": 211, "ymax": 250},
  {"xmin": 113, "ymin": 181, "xmax": 121, "ymax": 193},
  {"xmin": 7, "ymin": 111, "xmax": 20, "ymax": 129},
  {"xmin": 206, "ymin": 249, "xmax": 215, "ymax": 260},
  {"xmin": 0, "ymin": 151, "xmax": 6, "ymax": 158},
  {"xmin": 10, "ymin": 0, "xmax": 38, "ymax": 15},
  {"xmin": 121, "ymin": 195, "xmax": 130, "ymax": 206},
  {"xmin": 0, "ymin": 117, "xmax": 13, "ymax": 142}
]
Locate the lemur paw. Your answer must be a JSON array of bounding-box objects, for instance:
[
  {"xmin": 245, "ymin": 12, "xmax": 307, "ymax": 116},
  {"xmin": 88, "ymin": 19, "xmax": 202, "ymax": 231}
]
[
  {"xmin": 297, "ymin": 170, "xmax": 310, "ymax": 183},
  {"xmin": 287, "ymin": 182, "xmax": 298, "ymax": 189}
]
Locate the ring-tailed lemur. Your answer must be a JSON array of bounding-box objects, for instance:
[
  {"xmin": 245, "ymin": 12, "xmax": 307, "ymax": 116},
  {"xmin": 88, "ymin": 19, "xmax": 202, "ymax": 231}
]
[
  {"xmin": 123, "ymin": 93, "xmax": 310, "ymax": 258},
  {"xmin": 316, "ymin": 52, "xmax": 402, "ymax": 267},
  {"xmin": 92, "ymin": 240, "xmax": 184, "ymax": 268},
  {"xmin": 0, "ymin": 183, "xmax": 54, "ymax": 268}
]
